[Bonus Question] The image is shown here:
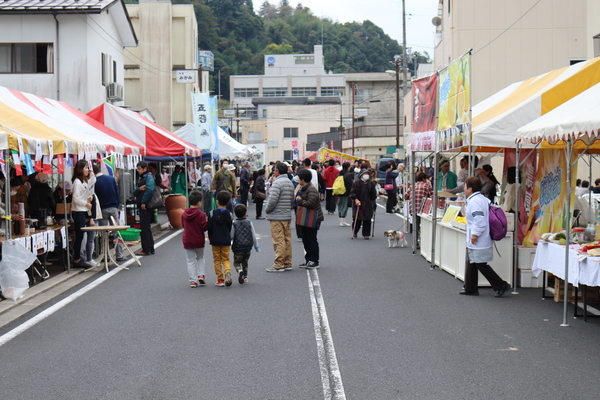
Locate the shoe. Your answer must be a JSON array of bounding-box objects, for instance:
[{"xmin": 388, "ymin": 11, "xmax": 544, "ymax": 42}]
[
  {"xmin": 459, "ymin": 290, "xmax": 479, "ymax": 296},
  {"xmin": 116, "ymin": 257, "xmax": 126, "ymax": 262},
  {"xmin": 429, "ymin": 265, "xmax": 439, "ymax": 270},
  {"xmin": 257, "ymin": 217, "xmax": 265, "ymax": 220},
  {"xmin": 297, "ymin": 238, "xmax": 303, "ymax": 242},
  {"xmin": 238, "ymin": 270, "xmax": 245, "ymax": 284},
  {"xmin": 73, "ymin": 260, "xmax": 90, "ymax": 268},
  {"xmin": 299, "ymin": 261, "xmax": 308, "ymax": 268},
  {"xmin": 198, "ymin": 275, "xmax": 206, "ymax": 285},
  {"xmin": 137, "ymin": 251, "xmax": 152, "ymax": 256},
  {"xmin": 224, "ymin": 271, "xmax": 232, "ymax": 286},
  {"xmin": 284, "ymin": 266, "xmax": 292, "ymax": 271},
  {"xmin": 363, "ymin": 236, "xmax": 370, "ymax": 240},
  {"xmin": 495, "ymin": 282, "xmax": 511, "ymax": 297},
  {"xmin": 342, "ymin": 222, "xmax": 351, "ymax": 227},
  {"xmin": 87, "ymin": 259, "xmax": 99, "ymax": 268},
  {"xmin": 265, "ymin": 266, "xmax": 286, "ymax": 272},
  {"xmin": 351, "ymin": 234, "xmax": 357, "ymax": 239},
  {"xmin": 190, "ymin": 281, "xmax": 198, "ymax": 288},
  {"xmin": 305, "ymin": 261, "xmax": 320, "ymax": 269},
  {"xmin": 244, "ymin": 277, "xmax": 248, "ymax": 283},
  {"xmin": 215, "ymin": 279, "xmax": 225, "ymax": 287}
]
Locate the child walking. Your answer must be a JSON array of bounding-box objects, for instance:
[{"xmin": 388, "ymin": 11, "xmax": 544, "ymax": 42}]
[
  {"xmin": 181, "ymin": 191, "xmax": 208, "ymax": 287},
  {"xmin": 208, "ymin": 191, "xmax": 233, "ymax": 287},
  {"xmin": 231, "ymin": 204, "xmax": 260, "ymax": 284}
]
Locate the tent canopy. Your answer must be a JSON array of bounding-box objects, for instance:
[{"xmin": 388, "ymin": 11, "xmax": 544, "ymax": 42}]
[
  {"xmin": 88, "ymin": 103, "xmax": 201, "ymax": 158},
  {"xmin": 173, "ymin": 123, "xmax": 257, "ymax": 159},
  {"xmin": 471, "ymin": 57, "xmax": 600, "ymax": 150}
]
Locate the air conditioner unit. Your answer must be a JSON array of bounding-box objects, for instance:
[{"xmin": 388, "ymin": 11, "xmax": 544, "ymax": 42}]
[{"xmin": 107, "ymin": 82, "xmax": 124, "ymax": 101}]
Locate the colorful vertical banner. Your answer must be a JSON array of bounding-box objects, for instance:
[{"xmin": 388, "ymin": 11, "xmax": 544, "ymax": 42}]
[
  {"xmin": 437, "ymin": 53, "xmax": 471, "ymax": 150},
  {"xmin": 103, "ymin": 154, "xmax": 115, "ymax": 177},
  {"xmin": 412, "ymin": 74, "xmax": 438, "ymax": 133},
  {"xmin": 292, "ymin": 140, "xmax": 299, "ymax": 160},
  {"xmin": 503, "ymin": 149, "xmax": 537, "ymax": 244},
  {"xmin": 209, "ymin": 96, "xmax": 219, "ymax": 151},
  {"xmin": 522, "ymin": 149, "xmax": 576, "ymax": 246},
  {"xmin": 190, "ymin": 92, "xmax": 213, "ymax": 150}
]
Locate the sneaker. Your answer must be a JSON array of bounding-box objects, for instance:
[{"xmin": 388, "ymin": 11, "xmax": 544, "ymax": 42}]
[
  {"xmin": 305, "ymin": 261, "xmax": 320, "ymax": 269},
  {"xmin": 299, "ymin": 261, "xmax": 308, "ymax": 268},
  {"xmin": 238, "ymin": 270, "xmax": 245, "ymax": 284},
  {"xmin": 284, "ymin": 266, "xmax": 292, "ymax": 271},
  {"xmin": 198, "ymin": 275, "xmax": 206, "ymax": 285},
  {"xmin": 244, "ymin": 277, "xmax": 249, "ymax": 283},
  {"xmin": 266, "ymin": 266, "xmax": 286, "ymax": 272},
  {"xmin": 297, "ymin": 238, "xmax": 303, "ymax": 242},
  {"xmin": 215, "ymin": 279, "xmax": 225, "ymax": 287},
  {"xmin": 190, "ymin": 281, "xmax": 198, "ymax": 288},
  {"xmin": 224, "ymin": 271, "xmax": 232, "ymax": 286}
]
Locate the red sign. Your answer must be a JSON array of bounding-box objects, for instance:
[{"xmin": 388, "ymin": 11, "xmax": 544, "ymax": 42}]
[{"xmin": 412, "ymin": 74, "xmax": 438, "ymax": 133}]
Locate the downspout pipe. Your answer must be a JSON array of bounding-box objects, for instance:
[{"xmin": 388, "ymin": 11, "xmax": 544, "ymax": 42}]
[{"xmin": 52, "ymin": 11, "xmax": 60, "ymax": 101}]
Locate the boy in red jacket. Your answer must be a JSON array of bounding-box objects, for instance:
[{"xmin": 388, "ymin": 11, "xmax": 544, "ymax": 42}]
[{"xmin": 181, "ymin": 191, "xmax": 208, "ymax": 287}]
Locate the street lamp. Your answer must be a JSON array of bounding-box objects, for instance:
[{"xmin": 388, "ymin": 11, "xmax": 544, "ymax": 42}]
[{"xmin": 385, "ymin": 55, "xmax": 402, "ymax": 151}]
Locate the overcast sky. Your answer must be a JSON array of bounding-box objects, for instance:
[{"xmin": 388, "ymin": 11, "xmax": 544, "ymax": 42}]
[{"xmin": 256, "ymin": 0, "xmax": 440, "ymax": 57}]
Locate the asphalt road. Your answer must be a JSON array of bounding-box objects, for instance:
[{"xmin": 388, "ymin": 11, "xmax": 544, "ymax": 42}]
[{"xmin": 1, "ymin": 203, "xmax": 600, "ymax": 399}]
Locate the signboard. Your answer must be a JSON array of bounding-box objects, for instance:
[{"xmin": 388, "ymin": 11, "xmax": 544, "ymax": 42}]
[
  {"xmin": 198, "ymin": 50, "xmax": 214, "ymax": 71},
  {"xmin": 291, "ymin": 140, "xmax": 299, "ymax": 160},
  {"xmin": 355, "ymin": 108, "xmax": 368, "ymax": 117},
  {"xmin": 190, "ymin": 92, "xmax": 213, "ymax": 150},
  {"xmin": 437, "ymin": 53, "xmax": 470, "ymax": 131},
  {"xmin": 318, "ymin": 148, "xmax": 362, "ymax": 164},
  {"xmin": 176, "ymin": 70, "xmax": 196, "ymax": 83},
  {"xmin": 342, "ymin": 118, "xmax": 353, "ymax": 125},
  {"xmin": 223, "ymin": 109, "xmax": 235, "ymax": 117}
]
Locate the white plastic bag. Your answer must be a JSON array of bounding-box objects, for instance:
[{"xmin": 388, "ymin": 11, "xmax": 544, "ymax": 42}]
[{"xmin": 0, "ymin": 239, "xmax": 38, "ymax": 301}]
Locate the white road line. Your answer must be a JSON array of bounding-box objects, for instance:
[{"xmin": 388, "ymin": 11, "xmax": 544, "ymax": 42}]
[
  {"xmin": 0, "ymin": 230, "xmax": 182, "ymax": 347},
  {"xmin": 307, "ymin": 269, "xmax": 346, "ymax": 400}
]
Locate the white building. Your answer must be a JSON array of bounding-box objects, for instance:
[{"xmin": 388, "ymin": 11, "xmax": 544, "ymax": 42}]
[
  {"xmin": 433, "ymin": 0, "xmax": 600, "ymax": 105},
  {"xmin": 0, "ymin": 0, "xmax": 137, "ymax": 112},
  {"xmin": 125, "ymin": 0, "xmax": 200, "ymax": 132}
]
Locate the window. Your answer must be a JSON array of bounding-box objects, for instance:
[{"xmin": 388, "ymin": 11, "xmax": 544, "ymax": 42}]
[
  {"xmin": 292, "ymin": 87, "xmax": 317, "ymax": 96},
  {"xmin": 284, "ymin": 127, "xmax": 298, "ymax": 138},
  {"xmin": 247, "ymin": 131, "xmax": 262, "ymax": 143},
  {"xmin": 238, "ymin": 107, "xmax": 257, "ymax": 119},
  {"xmin": 354, "ymin": 88, "xmax": 373, "ymax": 103},
  {"xmin": 262, "ymin": 109, "xmax": 267, "ymax": 118},
  {"xmin": 234, "ymin": 88, "xmax": 259, "ymax": 98},
  {"xmin": 283, "ymin": 150, "xmax": 293, "ymax": 160},
  {"xmin": 263, "ymin": 87, "xmax": 287, "ymax": 97},
  {"xmin": 0, "ymin": 43, "xmax": 53, "ymax": 73},
  {"xmin": 294, "ymin": 56, "xmax": 314, "ymax": 64},
  {"xmin": 321, "ymin": 87, "xmax": 344, "ymax": 96}
]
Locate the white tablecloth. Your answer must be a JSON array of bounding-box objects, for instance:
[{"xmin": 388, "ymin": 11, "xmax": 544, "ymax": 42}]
[{"xmin": 532, "ymin": 241, "xmax": 600, "ymax": 287}]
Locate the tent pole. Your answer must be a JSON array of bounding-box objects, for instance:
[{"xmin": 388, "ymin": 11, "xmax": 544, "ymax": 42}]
[
  {"xmin": 512, "ymin": 144, "xmax": 520, "ymax": 294},
  {"xmin": 184, "ymin": 153, "xmax": 189, "ymax": 208},
  {"xmin": 561, "ymin": 140, "xmax": 572, "ymax": 327},
  {"xmin": 589, "ymin": 154, "xmax": 593, "ymax": 213},
  {"xmin": 4, "ymin": 149, "xmax": 11, "ymax": 240},
  {"xmin": 63, "ymin": 171, "xmax": 70, "ymax": 273},
  {"xmin": 411, "ymin": 150, "xmax": 417, "ymax": 253},
  {"xmin": 431, "ymin": 152, "xmax": 439, "ymax": 268}
]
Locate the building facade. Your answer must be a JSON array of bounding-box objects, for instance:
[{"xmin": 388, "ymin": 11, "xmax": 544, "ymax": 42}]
[
  {"xmin": 0, "ymin": 0, "xmax": 137, "ymax": 112},
  {"xmin": 433, "ymin": 0, "xmax": 600, "ymax": 105},
  {"xmin": 125, "ymin": 0, "xmax": 199, "ymax": 132}
]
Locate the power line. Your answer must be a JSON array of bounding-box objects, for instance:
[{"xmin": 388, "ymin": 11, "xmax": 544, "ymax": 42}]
[{"xmin": 473, "ymin": 0, "xmax": 543, "ymax": 56}]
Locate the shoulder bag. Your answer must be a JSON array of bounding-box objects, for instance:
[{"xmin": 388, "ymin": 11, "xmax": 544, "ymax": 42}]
[
  {"xmin": 296, "ymin": 205, "xmax": 318, "ymax": 228},
  {"xmin": 384, "ymin": 171, "xmax": 394, "ymax": 191}
]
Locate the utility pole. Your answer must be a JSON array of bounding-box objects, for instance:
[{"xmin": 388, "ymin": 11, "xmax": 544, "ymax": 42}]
[
  {"xmin": 395, "ymin": 55, "xmax": 401, "ymax": 150},
  {"xmin": 351, "ymin": 82, "xmax": 355, "ymax": 155},
  {"xmin": 400, "ymin": 0, "xmax": 408, "ymax": 151},
  {"xmin": 235, "ymin": 103, "xmax": 240, "ymax": 142}
]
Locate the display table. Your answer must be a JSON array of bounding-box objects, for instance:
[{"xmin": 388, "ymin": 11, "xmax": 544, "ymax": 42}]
[
  {"xmin": 532, "ymin": 241, "xmax": 600, "ymax": 287},
  {"xmin": 419, "ymin": 214, "xmax": 513, "ymax": 286},
  {"xmin": 81, "ymin": 226, "xmax": 141, "ymax": 272}
]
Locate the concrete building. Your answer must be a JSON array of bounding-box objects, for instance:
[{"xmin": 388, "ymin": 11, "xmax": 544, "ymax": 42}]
[
  {"xmin": 433, "ymin": 0, "xmax": 600, "ymax": 105},
  {"xmin": 125, "ymin": 0, "xmax": 199, "ymax": 132},
  {"xmin": 0, "ymin": 0, "xmax": 137, "ymax": 112},
  {"xmin": 231, "ymin": 45, "xmax": 401, "ymax": 163}
]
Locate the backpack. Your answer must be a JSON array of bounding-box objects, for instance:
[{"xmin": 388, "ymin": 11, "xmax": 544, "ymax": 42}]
[
  {"xmin": 332, "ymin": 175, "xmax": 346, "ymax": 195},
  {"xmin": 489, "ymin": 205, "xmax": 507, "ymax": 241}
]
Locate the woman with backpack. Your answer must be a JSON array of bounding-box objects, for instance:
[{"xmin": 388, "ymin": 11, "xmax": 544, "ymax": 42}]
[
  {"xmin": 335, "ymin": 162, "xmax": 354, "ymax": 226},
  {"xmin": 460, "ymin": 177, "xmax": 510, "ymax": 297}
]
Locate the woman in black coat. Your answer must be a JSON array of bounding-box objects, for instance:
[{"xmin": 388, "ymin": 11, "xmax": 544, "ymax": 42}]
[
  {"xmin": 349, "ymin": 169, "xmax": 378, "ymax": 239},
  {"xmin": 254, "ymin": 169, "xmax": 267, "ymax": 219}
]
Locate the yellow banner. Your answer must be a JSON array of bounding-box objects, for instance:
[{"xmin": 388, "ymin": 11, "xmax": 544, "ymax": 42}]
[
  {"xmin": 437, "ymin": 53, "xmax": 471, "ymax": 131},
  {"xmin": 522, "ymin": 149, "xmax": 577, "ymax": 246},
  {"xmin": 318, "ymin": 148, "xmax": 363, "ymax": 164}
]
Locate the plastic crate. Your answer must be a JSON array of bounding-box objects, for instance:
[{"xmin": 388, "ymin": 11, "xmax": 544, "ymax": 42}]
[{"xmin": 120, "ymin": 228, "xmax": 141, "ymax": 242}]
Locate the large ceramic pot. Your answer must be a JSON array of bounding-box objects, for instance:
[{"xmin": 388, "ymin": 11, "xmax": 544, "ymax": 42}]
[
  {"xmin": 168, "ymin": 208, "xmax": 184, "ymax": 229},
  {"xmin": 165, "ymin": 194, "xmax": 187, "ymax": 213}
]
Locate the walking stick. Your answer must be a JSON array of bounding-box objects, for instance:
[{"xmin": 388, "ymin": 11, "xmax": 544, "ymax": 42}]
[
  {"xmin": 352, "ymin": 205, "xmax": 360, "ymax": 239},
  {"xmin": 371, "ymin": 203, "xmax": 376, "ymax": 237}
]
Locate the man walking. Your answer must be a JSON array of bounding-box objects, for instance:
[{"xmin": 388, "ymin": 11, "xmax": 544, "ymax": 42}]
[
  {"xmin": 92, "ymin": 162, "xmax": 124, "ymax": 261},
  {"xmin": 201, "ymin": 164, "xmax": 213, "ymax": 214},
  {"xmin": 239, "ymin": 162, "xmax": 252, "ymax": 205},
  {"xmin": 265, "ymin": 162, "xmax": 294, "ymax": 272},
  {"xmin": 211, "ymin": 160, "xmax": 237, "ymax": 211}
]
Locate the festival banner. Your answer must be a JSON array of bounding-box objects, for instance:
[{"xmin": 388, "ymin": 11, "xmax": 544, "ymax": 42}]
[
  {"xmin": 190, "ymin": 92, "xmax": 213, "ymax": 150},
  {"xmin": 209, "ymin": 96, "xmax": 219, "ymax": 151},
  {"xmin": 437, "ymin": 53, "xmax": 471, "ymax": 150},
  {"xmin": 318, "ymin": 148, "xmax": 362, "ymax": 164},
  {"xmin": 522, "ymin": 149, "xmax": 576, "ymax": 246},
  {"xmin": 412, "ymin": 74, "xmax": 438, "ymax": 133},
  {"xmin": 502, "ymin": 149, "xmax": 537, "ymax": 244}
]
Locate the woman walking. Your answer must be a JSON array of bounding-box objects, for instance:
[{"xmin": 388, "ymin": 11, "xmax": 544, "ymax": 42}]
[
  {"xmin": 134, "ymin": 161, "xmax": 156, "ymax": 256},
  {"xmin": 337, "ymin": 162, "xmax": 354, "ymax": 226},
  {"xmin": 384, "ymin": 162, "xmax": 399, "ymax": 213},
  {"xmin": 349, "ymin": 169, "xmax": 378, "ymax": 239},
  {"xmin": 460, "ymin": 177, "xmax": 510, "ymax": 297},
  {"xmin": 295, "ymin": 169, "xmax": 324, "ymax": 269},
  {"xmin": 254, "ymin": 169, "xmax": 266, "ymax": 219}
]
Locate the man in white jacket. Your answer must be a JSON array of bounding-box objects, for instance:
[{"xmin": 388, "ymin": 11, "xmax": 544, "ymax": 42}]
[{"xmin": 460, "ymin": 176, "xmax": 510, "ymax": 297}]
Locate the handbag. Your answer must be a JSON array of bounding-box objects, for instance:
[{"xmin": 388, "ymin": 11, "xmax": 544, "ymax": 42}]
[
  {"xmin": 148, "ymin": 187, "xmax": 164, "ymax": 209},
  {"xmin": 255, "ymin": 190, "xmax": 266, "ymax": 200},
  {"xmin": 296, "ymin": 205, "xmax": 319, "ymax": 228},
  {"xmin": 384, "ymin": 171, "xmax": 394, "ymax": 191}
]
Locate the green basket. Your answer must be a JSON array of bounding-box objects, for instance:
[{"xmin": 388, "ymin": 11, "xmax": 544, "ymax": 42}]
[{"xmin": 120, "ymin": 228, "xmax": 141, "ymax": 242}]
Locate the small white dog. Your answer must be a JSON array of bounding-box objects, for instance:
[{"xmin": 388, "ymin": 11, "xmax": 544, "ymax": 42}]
[{"xmin": 384, "ymin": 230, "xmax": 407, "ymax": 248}]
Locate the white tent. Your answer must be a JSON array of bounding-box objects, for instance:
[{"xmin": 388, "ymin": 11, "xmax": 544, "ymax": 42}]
[{"xmin": 173, "ymin": 123, "xmax": 257, "ymax": 159}]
